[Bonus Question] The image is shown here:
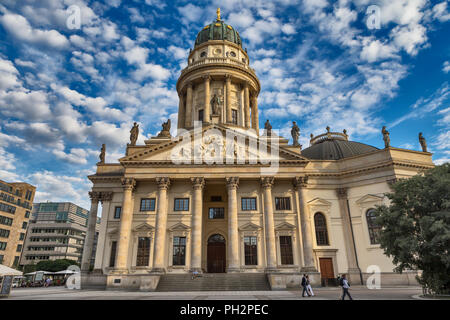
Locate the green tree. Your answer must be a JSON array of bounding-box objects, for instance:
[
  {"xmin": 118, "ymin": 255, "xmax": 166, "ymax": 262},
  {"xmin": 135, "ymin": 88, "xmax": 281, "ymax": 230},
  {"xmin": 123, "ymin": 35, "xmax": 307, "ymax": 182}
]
[
  {"xmin": 374, "ymin": 163, "xmax": 450, "ymax": 294},
  {"xmin": 36, "ymin": 259, "xmax": 79, "ymax": 272}
]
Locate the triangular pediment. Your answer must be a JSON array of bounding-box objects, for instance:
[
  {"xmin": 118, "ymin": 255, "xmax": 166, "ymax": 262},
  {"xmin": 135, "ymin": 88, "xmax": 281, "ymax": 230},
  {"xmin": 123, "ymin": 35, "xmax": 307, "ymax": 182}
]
[
  {"xmin": 239, "ymin": 222, "xmax": 262, "ymax": 231},
  {"xmin": 133, "ymin": 223, "xmax": 155, "ymax": 232},
  {"xmin": 355, "ymin": 194, "xmax": 384, "ymax": 206},
  {"xmin": 107, "ymin": 227, "xmax": 119, "ymax": 235},
  {"xmin": 119, "ymin": 124, "xmax": 308, "ymax": 165},
  {"xmin": 168, "ymin": 222, "xmax": 190, "ymax": 231},
  {"xmin": 275, "ymin": 222, "xmax": 296, "ymax": 230},
  {"xmin": 307, "ymin": 198, "xmax": 332, "ymax": 207}
]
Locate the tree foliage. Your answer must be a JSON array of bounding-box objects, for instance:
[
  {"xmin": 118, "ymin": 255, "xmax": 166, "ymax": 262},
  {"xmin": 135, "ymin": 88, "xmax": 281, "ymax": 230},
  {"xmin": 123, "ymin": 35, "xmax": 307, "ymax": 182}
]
[
  {"xmin": 374, "ymin": 163, "xmax": 450, "ymax": 294},
  {"xmin": 35, "ymin": 259, "xmax": 79, "ymax": 272}
]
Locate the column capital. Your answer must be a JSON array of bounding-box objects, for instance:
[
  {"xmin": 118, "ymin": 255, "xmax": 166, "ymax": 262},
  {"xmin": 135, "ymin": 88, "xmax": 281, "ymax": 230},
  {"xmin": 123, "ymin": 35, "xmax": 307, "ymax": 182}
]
[
  {"xmin": 336, "ymin": 187, "xmax": 348, "ymax": 199},
  {"xmin": 225, "ymin": 74, "xmax": 232, "ymax": 81},
  {"xmin": 156, "ymin": 177, "xmax": 171, "ymax": 190},
  {"xmin": 88, "ymin": 191, "xmax": 101, "ymax": 202},
  {"xmin": 293, "ymin": 176, "xmax": 308, "ymax": 190},
  {"xmin": 100, "ymin": 191, "xmax": 113, "ymax": 203},
  {"xmin": 202, "ymin": 74, "xmax": 211, "ymax": 81},
  {"xmin": 226, "ymin": 177, "xmax": 239, "ymax": 190},
  {"xmin": 121, "ymin": 178, "xmax": 136, "ymax": 191},
  {"xmin": 191, "ymin": 177, "xmax": 205, "ymax": 190},
  {"xmin": 243, "ymin": 80, "xmax": 249, "ymax": 88},
  {"xmin": 260, "ymin": 176, "xmax": 274, "ymax": 189}
]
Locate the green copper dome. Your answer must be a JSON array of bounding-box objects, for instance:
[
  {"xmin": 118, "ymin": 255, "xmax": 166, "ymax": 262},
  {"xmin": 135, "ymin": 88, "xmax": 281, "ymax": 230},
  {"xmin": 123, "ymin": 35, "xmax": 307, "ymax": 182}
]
[{"xmin": 194, "ymin": 9, "xmax": 242, "ymax": 47}]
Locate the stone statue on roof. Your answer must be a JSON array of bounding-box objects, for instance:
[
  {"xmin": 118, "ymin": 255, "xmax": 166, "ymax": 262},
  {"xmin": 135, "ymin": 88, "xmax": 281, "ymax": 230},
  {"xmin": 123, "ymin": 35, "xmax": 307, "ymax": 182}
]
[
  {"xmin": 130, "ymin": 122, "xmax": 139, "ymax": 146},
  {"xmin": 382, "ymin": 126, "xmax": 390, "ymax": 148},
  {"xmin": 419, "ymin": 132, "xmax": 427, "ymax": 152},
  {"xmin": 291, "ymin": 121, "xmax": 300, "ymax": 146}
]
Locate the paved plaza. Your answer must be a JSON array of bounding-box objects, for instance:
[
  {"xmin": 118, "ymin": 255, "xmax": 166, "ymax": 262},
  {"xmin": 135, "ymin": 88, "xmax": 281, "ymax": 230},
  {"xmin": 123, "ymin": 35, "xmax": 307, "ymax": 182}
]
[{"xmin": 7, "ymin": 286, "xmax": 425, "ymax": 300}]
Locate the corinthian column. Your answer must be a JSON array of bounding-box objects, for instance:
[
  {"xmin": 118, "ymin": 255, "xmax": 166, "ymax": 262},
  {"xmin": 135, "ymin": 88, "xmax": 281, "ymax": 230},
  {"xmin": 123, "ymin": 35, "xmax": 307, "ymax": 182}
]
[
  {"xmin": 177, "ymin": 94, "xmax": 185, "ymax": 130},
  {"xmin": 261, "ymin": 177, "xmax": 277, "ymax": 271},
  {"xmin": 251, "ymin": 95, "xmax": 259, "ymax": 134},
  {"xmin": 336, "ymin": 187, "xmax": 362, "ymax": 283},
  {"xmin": 293, "ymin": 177, "xmax": 317, "ymax": 272},
  {"xmin": 115, "ymin": 178, "xmax": 136, "ymax": 273},
  {"xmin": 185, "ymin": 83, "xmax": 193, "ymax": 128},
  {"xmin": 152, "ymin": 177, "xmax": 171, "ymax": 273},
  {"xmin": 244, "ymin": 82, "xmax": 250, "ymax": 128},
  {"xmin": 203, "ymin": 75, "xmax": 210, "ymax": 122},
  {"xmin": 226, "ymin": 177, "xmax": 240, "ymax": 272},
  {"xmin": 225, "ymin": 74, "xmax": 232, "ymax": 123},
  {"xmin": 190, "ymin": 177, "xmax": 205, "ymax": 273},
  {"xmin": 81, "ymin": 191, "xmax": 100, "ymax": 271},
  {"xmin": 94, "ymin": 192, "xmax": 113, "ymax": 271}
]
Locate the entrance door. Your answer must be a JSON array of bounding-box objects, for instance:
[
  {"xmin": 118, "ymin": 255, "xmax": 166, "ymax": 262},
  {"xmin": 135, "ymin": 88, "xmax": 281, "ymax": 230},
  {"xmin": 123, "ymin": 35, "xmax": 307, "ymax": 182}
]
[
  {"xmin": 319, "ymin": 258, "xmax": 335, "ymax": 286},
  {"xmin": 207, "ymin": 234, "xmax": 226, "ymax": 273}
]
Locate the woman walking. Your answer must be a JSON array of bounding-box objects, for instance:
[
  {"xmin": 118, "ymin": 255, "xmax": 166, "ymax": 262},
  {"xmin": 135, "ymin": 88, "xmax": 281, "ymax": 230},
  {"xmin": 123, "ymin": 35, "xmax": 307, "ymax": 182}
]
[{"xmin": 306, "ymin": 275, "xmax": 314, "ymax": 297}]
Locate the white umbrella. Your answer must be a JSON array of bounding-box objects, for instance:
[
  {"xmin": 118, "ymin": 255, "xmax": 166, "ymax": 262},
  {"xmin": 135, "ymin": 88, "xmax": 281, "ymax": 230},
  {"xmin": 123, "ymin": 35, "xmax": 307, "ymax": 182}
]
[
  {"xmin": 24, "ymin": 271, "xmax": 53, "ymax": 275},
  {"xmin": 0, "ymin": 265, "xmax": 23, "ymax": 276}
]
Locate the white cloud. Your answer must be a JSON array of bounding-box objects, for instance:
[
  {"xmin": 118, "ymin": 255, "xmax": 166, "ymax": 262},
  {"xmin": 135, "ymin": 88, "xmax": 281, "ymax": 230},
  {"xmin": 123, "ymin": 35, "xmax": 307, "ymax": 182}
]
[
  {"xmin": 390, "ymin": 23, "xmax": 428, "ymax": 56},
  {"xmin": 360, "ymin": 39, "xmax": 397, "ymax": 63},
  {"xmin": 443, "ymin": 61, "xmax": 450, "ymax": 74},
  {"xmin": 0, "ymin": 13, "xmax": 69, "ymax": 49}
]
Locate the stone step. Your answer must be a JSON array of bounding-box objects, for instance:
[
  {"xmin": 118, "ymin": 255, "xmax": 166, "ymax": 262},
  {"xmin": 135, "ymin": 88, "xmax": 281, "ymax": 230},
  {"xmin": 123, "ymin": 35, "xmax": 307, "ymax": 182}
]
[{"xmin": 156, "ymin": 273, "xmax": 271, "ymax": 291}]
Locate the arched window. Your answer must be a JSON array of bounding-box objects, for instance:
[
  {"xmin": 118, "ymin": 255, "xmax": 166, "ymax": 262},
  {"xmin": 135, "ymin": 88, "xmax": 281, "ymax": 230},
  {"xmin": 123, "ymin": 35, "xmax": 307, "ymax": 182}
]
[
  {"xmin": 314, "ymin": 213, "xmax": 329, "ymax": 246},
  {"xmin": 366, "ymin": 209, "xmax": 381, "ymax": 244}
]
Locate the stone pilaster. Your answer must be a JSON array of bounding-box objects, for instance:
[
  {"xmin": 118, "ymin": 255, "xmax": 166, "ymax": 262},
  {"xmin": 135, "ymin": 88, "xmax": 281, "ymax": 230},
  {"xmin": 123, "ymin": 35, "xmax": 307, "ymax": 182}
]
[
  {"xmin": 81, "ymin": 191, "xmax": 100, "ymax": 271},
  {"xmin": 151, "ymin": 177, "xmax": 171, "ymax": 273},
  {"xmin": 94, "ymin": 192, "xmax": 113, "ymax": 271},
  {"xmin": 190, "ymin": 177, "xmax": 205, "ymax": 273},
  {"xmin": 336, "ymin": 187, "xmax": 362, "ymax": 283},
  {"xmin": 185, "ymin": 82, "xmax": 193, "ymax": 128},
  {"xmin": 261, "ymin": 177, "xmax": 277, "ymax": 272},
  {"xmin": 225, "ymin": 74, "xmax": 232, "ymax": 124},
  {"xmin": 244, "ymin": 82, "xmax": 250, "ymax": 128},
  {"xmin": 114, "ymin": 178, "xmax": 136, "ymax": 273},
  {"xmin": 226, "ymin": 177, "xmax": 240, "ymax": 272},
  {"xmin": 293, "ymin": 177, "xmax": 317, "ymax": 272},
  {"xmin": 203, "ymin": 75, "xmax": 210, "ymax": 122}
]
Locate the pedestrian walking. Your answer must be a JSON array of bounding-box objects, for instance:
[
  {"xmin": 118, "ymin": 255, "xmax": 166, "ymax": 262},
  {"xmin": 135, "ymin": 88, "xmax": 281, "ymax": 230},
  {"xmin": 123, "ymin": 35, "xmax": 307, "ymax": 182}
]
[
  {"xmin": 301, "ymin": 274, "xmax": 310, "ymax": 297},
  {"xmin": 306, "ymin": 275, "xmax": 314, "ymax": 296},
  {"xmin": 341, "ymin": 274, "xmax": 353, "ymax": 300}
]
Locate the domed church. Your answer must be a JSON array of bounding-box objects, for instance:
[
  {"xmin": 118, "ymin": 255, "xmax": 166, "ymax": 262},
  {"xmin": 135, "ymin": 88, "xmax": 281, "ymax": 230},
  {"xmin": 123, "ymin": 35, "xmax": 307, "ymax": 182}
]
[{"xmin": 82, "ymin": 9, "xmax": 434, "ymax": 291}]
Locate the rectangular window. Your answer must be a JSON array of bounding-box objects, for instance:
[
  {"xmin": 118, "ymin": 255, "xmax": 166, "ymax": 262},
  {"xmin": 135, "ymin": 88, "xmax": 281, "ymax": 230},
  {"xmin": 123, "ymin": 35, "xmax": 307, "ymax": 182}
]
[
  {"xmin": 140, "ymin": 198, "xmax": 156, "ymax": 211},
  {"xmin": 114, "ymin": 207, "xmax": 122, "ymax": 219},
  {"xmin": 244, "ymin": 236, "xmax": 258, "ymax": 265},
  {"xmin": 0, "ymin": 215, "xmax": 13, "ymax": 226},
  {"xmin": 109, "ymin": 241, "xmax": 117, "ymax": 267},
  {"xmin": 13, "ymin": 256, "xmax": 19, "ymax": 266},
  {"xmin": 136, "ymin": 237, "xmax": 151, "ymax": 266},
  {"xmin": 19, "ymin": 233, "xmax": 25, "ymax": 240},
  {"xmin": 198, "ymin": 109, "xmax": 204, "ymax": 122},
  {"xmin": 16, "ymin": 244, "xmax": 22, "ymax": 252},
  {"xmin": 0, "ymin": 228, "xmax": 10, "ymax": 238},
  {"xmin": 280, "ymin": 236, "xmax": 294, "ymax": 265},
  {"xmin": 275, "ymin": 197, "xmax": 291, "ymax": 211},
  {"xmin": 0, "ymin": 255, "xmax": 3, "ymax": 263},
  {"xmin": 25, "ymin": 211, "xmax": 30, "ymax": 218},
  {"xmin": 172, "ymin": 236, "xmax": 186, "ymax": 266},
  {"xmin": 208, "ymin": 207, "xmax": 224, "ymax": 219},
  {"xmin": 174, "ymin": 198, "xmax": 189, "ymax": 211},
  {"xmin": 22, "ymin": 222, "xmax": 28, "ymax": 229},
  {"xmin": 0, "ymin": 241, "xmax": 7, "ymax": 250},
  {"xmin": 232, "ymin": 109, "xmax": 238, "ymax": 124},
  {"xmin": 241, "ymin": 198, "xmax": 257, "ymax": 211},
  {"xmin": 211, "ymin": 196, "xmax": 222, "ymax": 202}
]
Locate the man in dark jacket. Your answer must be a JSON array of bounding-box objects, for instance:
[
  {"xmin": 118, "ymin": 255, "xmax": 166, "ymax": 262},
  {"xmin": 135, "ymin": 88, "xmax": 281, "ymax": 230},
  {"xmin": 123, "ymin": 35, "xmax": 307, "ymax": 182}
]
[{"xmin": 301, "ymin": 274, "xmax": 310, "ymax": 297}]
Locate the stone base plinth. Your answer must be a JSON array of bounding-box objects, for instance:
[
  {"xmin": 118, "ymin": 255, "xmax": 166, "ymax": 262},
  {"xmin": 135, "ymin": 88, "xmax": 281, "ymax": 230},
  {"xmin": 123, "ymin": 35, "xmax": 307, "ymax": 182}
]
[{"xmin": 80, "ymin": 271, "xmax": 107, "ymax": 290}]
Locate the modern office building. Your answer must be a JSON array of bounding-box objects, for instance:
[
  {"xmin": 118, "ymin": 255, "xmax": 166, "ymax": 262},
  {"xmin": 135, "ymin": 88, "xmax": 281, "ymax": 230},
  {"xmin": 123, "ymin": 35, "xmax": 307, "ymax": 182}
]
[
  {"xmin": 0, "ymin": 179, "xmax": 36, "ymax": 268},
  {"xmin": 20, "ymin": 202, "xmax": 100, "ymax": 268}
]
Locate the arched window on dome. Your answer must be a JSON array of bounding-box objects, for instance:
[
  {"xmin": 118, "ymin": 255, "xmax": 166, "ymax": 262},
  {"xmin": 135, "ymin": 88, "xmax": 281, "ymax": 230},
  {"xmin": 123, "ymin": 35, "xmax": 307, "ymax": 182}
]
[
  {"xmin": 366, "ymin": 209, "xmax": 381, "ymax": 244},
  {"xmin": 314, "ymin": 213, "xmax": 329, "ymax": 246},
  {"xmin": 200, "ymin": 51, "xmax": 207, "ymax": 58}
]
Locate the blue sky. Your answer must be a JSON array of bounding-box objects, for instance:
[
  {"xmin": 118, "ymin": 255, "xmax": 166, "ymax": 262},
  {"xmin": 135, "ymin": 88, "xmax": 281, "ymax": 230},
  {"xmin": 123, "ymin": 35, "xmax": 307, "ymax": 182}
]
[{"xmin": 0, "ymin": 0, "xmax": 449, "ymax": 210}]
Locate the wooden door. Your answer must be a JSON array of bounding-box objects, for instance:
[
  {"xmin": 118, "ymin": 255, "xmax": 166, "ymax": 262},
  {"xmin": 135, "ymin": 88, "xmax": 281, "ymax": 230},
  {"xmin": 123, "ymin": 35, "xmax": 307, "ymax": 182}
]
[
  {"xmin": 319, "ymin": 258, "xmax": 335, "ymax": 286},
  {"xmin": 207, "ymin": 234, "xmax": 226, "ymax": 273}
]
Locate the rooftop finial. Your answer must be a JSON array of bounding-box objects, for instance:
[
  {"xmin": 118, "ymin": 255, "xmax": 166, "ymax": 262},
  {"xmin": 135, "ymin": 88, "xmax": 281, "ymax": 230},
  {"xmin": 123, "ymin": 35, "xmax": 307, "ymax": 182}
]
[{"xmin": 216, "ymin": 8, "xmax": 221, "ymax": 21}]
